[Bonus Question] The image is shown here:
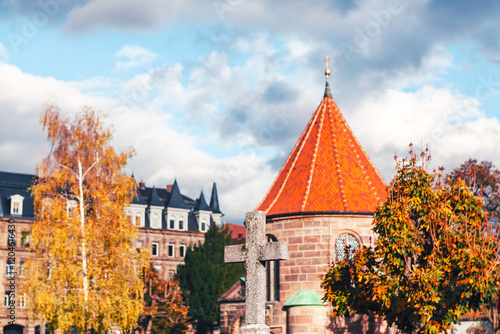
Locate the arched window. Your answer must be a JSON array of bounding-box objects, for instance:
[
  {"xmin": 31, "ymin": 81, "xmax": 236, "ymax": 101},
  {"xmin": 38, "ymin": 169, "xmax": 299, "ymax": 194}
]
[
  {"xmin": 266, "ymin": 235, "xmax": 280, "ymax": 301},
  {"xmin": 336, "ymin": 233, "xmax": 359, "ymax": 261},
  {"xmin": 152, "ymin": 214, "xmax": 161, "ymax": 228}
]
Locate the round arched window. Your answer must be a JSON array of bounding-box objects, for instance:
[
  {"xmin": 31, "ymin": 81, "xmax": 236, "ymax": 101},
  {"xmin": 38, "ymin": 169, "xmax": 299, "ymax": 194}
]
[{"xmin": 336, "ymin": 233, "xmax": 359, "ymax": 261}]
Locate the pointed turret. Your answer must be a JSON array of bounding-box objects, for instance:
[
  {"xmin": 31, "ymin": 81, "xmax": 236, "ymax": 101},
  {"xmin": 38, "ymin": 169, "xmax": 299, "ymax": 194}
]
[
  {"xmin": 132, "ymin": 187, "xmax": 147, "ymax": 205},
  {"xmin": 209, "ymin": 183, "xmax": 222, "ymax": 214},
  {"xmin": 147, "ymin": 186, "xmax": 163, "ymax": 207},
  {"xmin": 256, "ymin": 60, "xmax": 387, "ymax": 216},
  {"xmin": 194, "ymin": 190, "xmax": 211, "ymax": 232},
  {"xmin": 165, "ymin": 179, "xmax": 190, "ymax": 209},
  {"xmin": 195, "ymin": 191, "xmax": 211, "ymax": 211}
]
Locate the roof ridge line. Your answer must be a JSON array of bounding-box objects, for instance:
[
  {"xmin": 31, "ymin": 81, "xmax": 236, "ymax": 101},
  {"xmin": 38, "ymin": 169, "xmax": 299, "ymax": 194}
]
[
  {"xmin": 328, "ymin": 100, "xmax": 349, "ymax": 211},
  {"xmin": 300, "ymin": 101, "xmax": 326, "ymax": 211},
  {"xmin": 260, "ymin": 100, "xmax": 325, "ymax": 213},
  {"xmin": 336, "ymin": 106, "xmax": 383, "ymax": 202}
]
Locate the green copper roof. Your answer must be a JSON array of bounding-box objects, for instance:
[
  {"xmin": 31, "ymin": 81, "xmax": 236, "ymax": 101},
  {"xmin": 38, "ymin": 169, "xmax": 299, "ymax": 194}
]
[{"xmin": 283, "ymin": 289, "xmax": 327, "ymax": 307}]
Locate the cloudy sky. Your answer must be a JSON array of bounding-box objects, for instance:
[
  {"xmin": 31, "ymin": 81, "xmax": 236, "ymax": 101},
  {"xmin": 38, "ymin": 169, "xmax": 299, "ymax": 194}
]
[{"xmin": 0, "ymin": 0, "xmax": 499, "ymax": 223}]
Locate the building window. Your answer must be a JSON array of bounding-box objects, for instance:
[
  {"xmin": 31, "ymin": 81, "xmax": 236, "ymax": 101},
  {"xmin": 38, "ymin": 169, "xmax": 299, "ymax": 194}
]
[
  {"xmin": 10, "ymin": 194, "xmax": 24, "ymax": 215},
  {"xmin": 19, "ymin": 261, "xmax": 25, "ymax": 277},
  {"xmin": 201, "ymin": 221, "xmax": 206, "ymax": 232},
  {"xmin": 169, "ymin": 219, "xmax": 175, "ymax": 229},
  {"xmin": 6, "ymin": 259, "xmax": 14, "ymax": 277},
  {"xmin": 152, "ymin": 214, "xmax": 161, "ymax": 228},
  {"xmin": 4, "ymin": 292, "xmax": 12, "ymax": 307},
  {"xmin": 152, "ymin": 242, "xmax": 159, "ymax": 257},
  {"xmin": 168, "ymin": 243, "xmax": 175, "ymax": 257},
  {"xmin": 135, "ymin": 215, "xmax": 141, "ymax": 227},
  {"xmin": 168, "ymin": 270, "xmax": 175, "ymax": 280},
  {"xmin": 179, "ymin": 220, "xmax": 184, "ymax": 230},
  {"xmin": 179, "ymin": 245, "xmax": 186, "ymax": 258},
  {"xmin": 18, "ymin": 293, "xmax": 26, "ymax": 308},
  {"xmin": 336, "ymin": 233, "xmax": 359, "ymax": 261},
  {"xmin": 21, "ymin": 232, "xmax": 29, "ymax": 247},
  {"xmin": 266, "ymin": 235, "xmax": 280, "ymax": 301}
]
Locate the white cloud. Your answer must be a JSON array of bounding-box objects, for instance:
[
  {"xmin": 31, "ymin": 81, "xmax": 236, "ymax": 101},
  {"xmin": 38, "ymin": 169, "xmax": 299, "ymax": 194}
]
[
  {"xmin": 115, "ymin": 45, "xmax": 158, "ymax": 70},
  {"xmin": 0, "ymin": 60, "xmax": 279, "ymax": 222},
  {"xmin": 0, "ymin": 43, "xmax": 8, "ymax": 62},
  {"xmin": 1, "ymin": 29, "xmax": 499, "ymax": 222},
  {"xmin": 349, "ymin": 84, "xmax": 500, "ymax": 182}
]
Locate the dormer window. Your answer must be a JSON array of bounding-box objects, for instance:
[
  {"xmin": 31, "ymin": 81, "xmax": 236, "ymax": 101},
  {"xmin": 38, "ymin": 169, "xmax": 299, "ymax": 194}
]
[
  {"xmin": 135, "ymin": 214, "xmax": 143, "ymax": 227},
  {"xmin": 151, "ymin": 214, "xmax": 161, "ymax": 229},
  {"xmin": 9, "ymin": 195, "xmax": 24, "ymax": 215},
  {"xmin": 201, "ymin": 221, "xmax": 206, "ymax": 232}
]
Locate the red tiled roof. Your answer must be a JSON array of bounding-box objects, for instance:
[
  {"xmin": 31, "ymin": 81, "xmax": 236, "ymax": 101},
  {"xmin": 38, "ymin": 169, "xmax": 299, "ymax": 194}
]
[
  {"xmin": 256, "ymin": 84, "xmax": 387, "ymax": 216},
  {"xmin": 225, "ymin": 223, "xmax": 246, "ymax": 244}
]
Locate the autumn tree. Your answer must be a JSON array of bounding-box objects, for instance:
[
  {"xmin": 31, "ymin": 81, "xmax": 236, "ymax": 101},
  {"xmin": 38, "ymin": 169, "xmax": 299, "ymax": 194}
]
[
  {"xmin": 176, "ymin": 224, "xmax": 243, "ymax": 334},
  {"xmin": 23, "ymin": 105, "xmax": 149, "ymax": 333},
  {"xmin": 448, "ymin": 159, "xmax": 500, "ymax": 333},
  {"xmin": 322, "ymin": 147, "xmax": 500, "ymax": 334},
  {"xmin": 448, "ymin": 159, "xmax": 500, "ymax": 222},
  {"xmin": 138, "ymin": 266, "xmax": 189, "ymax": 334}
]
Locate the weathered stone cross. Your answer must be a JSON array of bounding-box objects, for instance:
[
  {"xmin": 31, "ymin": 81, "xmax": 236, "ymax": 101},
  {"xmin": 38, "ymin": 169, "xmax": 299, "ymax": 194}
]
[{"xmin": 225, "ymin": 211, "xmax": 288, "ymax": 334}]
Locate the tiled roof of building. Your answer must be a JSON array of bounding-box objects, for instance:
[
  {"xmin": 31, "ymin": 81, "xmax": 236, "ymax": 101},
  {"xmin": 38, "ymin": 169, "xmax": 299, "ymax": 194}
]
[
  {"xmin": 164, "ymin": 180, "xmax": 192, "ymax": 209},
  {"xmin": 225, "ymin": 223, "xmax": 245, "ymax": 244},
  {"xmin": 257, "ymin": 72, "xmax": 387, "ymax": 216},
  {"xmin": 0, "ymin": 171, "xmax": 36, "ymax": 219},
  {"xmin": 147, "ymin": 186, "xmax": 164, "ymax": 207}
]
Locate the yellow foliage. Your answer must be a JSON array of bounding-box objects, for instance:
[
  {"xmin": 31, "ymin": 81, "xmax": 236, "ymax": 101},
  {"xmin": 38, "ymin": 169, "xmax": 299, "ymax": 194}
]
[{"xmin": 22, "ymin": 105, "xmax": 150, "ymax": 333}]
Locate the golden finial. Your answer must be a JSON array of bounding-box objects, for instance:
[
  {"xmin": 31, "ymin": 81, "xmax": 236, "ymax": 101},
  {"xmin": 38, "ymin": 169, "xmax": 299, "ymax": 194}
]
[{"xmin": 324, "ymin": 55, "xmax": 330, "ymax": 76}]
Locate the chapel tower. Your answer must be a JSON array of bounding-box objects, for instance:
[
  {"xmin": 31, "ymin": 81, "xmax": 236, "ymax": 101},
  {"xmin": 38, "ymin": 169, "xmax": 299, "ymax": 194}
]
[{"xmin": 256, "ymin": 59, "xmax": 388, "ymax": 333}]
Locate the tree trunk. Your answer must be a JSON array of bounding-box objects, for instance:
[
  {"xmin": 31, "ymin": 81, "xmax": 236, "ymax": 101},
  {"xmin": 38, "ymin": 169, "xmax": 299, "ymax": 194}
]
[
  {"xmin": 78, "ymin": 159, "xmax": 89, "ymax": 305},
  {"xmin": 145, "ymin": 318, "xmax": 152, "ymax": 334}
]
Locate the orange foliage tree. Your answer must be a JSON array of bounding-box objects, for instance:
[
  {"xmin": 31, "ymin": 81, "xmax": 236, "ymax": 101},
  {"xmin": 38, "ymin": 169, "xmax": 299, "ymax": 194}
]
[
  {"xmin": 322, "ymin": 147, "xmax": 500, "ymax": 334},
  {"xmin": 23, "ymin": 105, "xmax": 149, "ymax": 333},
  {"xmin": 138, "ymin": 266, "xmax": 189, "ymax": 334},
  {"xmin": 448, "ymin": 159, "xmax": 500, "ymax": 333}
]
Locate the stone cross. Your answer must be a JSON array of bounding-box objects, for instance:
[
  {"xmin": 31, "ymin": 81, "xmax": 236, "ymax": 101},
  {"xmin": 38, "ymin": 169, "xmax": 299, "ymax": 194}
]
[{"xmin": 225, "ymin": 211, "xmax": 288, "ymax": 334}]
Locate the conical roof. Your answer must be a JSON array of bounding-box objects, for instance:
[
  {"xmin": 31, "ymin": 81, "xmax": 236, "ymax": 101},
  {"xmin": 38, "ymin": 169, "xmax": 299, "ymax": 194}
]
[
  {"xmin": 257, "ymin": 70, "xmax": 387, "ymax": 216},
  {"xmin": 195, "ymin": 191, "xmax": 211, "ymax": 211},
  {"xmin": 147, "ymin": 186, "xmax": 163, "ymax": 207},
  {"xmin": 209, "ymin": 183, "xmax": 222, "ymax": 214},
  {"xmin": 165, "ymin": 180, "xmax": 190, "ymax": 209}
]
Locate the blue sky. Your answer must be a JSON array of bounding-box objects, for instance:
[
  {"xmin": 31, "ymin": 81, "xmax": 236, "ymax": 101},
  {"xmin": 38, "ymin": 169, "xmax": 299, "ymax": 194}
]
[{"xmin": 0, "ymin": 0, "xmax": 499, "ymax": 223}]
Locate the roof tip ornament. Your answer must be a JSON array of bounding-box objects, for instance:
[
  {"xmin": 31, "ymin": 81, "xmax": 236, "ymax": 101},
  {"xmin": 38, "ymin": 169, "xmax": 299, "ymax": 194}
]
[{"xmin": 324, "ymin": 54, "xmax": 332, "ymax": 98}]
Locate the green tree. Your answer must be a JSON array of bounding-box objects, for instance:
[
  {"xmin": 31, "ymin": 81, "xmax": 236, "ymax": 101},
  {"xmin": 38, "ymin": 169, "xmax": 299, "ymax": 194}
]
[
  {"xmin": 23, "ymin": 105, "xmax": 149, "ymax": 333},
  {"xmin": 176, "ymin": 224, "xmax": 243, "ymax": 334},
  {"xmin": 322, "ymin": 147, "xmax": 500, "ymax": 334}
]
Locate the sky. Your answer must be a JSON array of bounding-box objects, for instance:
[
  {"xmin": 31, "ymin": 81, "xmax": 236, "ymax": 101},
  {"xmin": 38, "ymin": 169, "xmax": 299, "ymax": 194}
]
[{"xmin": 0, "ymin": 0, "xmax": 499, "ymax": 224}]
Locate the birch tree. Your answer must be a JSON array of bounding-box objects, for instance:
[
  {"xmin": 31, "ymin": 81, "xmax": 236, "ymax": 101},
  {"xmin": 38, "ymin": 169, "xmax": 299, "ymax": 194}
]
[{"xmin": 23, "ymin": 105, "xmax": 149, "ymax": 333}]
